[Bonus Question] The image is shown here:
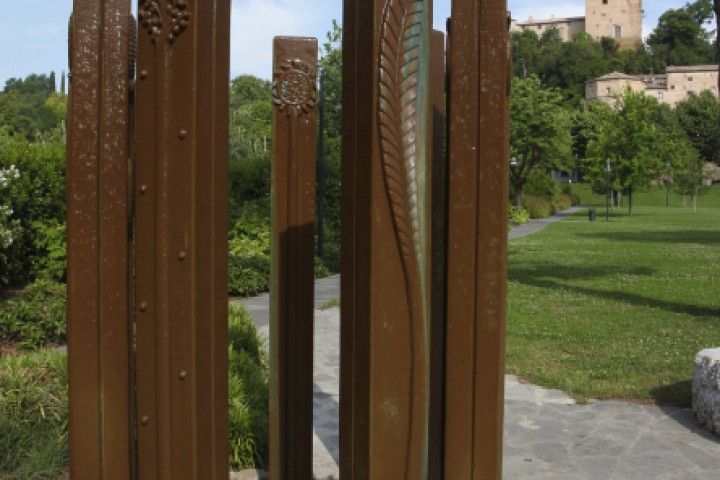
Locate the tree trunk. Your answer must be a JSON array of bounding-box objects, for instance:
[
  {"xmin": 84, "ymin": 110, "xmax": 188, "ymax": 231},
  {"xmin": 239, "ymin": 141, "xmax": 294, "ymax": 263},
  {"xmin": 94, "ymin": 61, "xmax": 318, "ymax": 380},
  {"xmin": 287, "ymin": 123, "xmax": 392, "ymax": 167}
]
[
  {"xmin": 628, "ymin": 186, "xmax": 633, "ymax": 215},
  {"xmin": 694, "ymin": 186, "xmax": 698, "ymax": 212},
  {"xmin": 515, "ymin": 186, "xmax": 523, "ymax": 211}
]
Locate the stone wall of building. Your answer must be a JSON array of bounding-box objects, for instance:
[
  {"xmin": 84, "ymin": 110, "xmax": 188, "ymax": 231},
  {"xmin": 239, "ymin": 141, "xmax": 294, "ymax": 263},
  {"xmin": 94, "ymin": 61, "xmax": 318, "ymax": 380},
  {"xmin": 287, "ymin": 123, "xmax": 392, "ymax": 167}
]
[
  {"xmin": 585, "ymin": 0, "xmax": 643, "ymax": 49},
  {"xmin": 664, "ymin": 66, "xmax": 719, "ymax": 107},
  {"xmin": 586, "ymin": 65, "xmax": 720, "ymax": 108},
  {"xmin": 510, "ymin": 17, "xmax": 586, "ymax": 42}
]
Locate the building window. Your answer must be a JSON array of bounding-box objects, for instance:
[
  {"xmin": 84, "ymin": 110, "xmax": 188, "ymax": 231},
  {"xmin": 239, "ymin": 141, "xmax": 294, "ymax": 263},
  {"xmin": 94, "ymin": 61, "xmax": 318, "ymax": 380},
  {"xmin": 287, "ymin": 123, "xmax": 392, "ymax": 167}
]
[
  {"xmin": 603, "ymin": 0, "xmax": 608, "ymax": 4},
  {"xmin": 606, "ymin": 87, "xmax": 611, "ymax": 95},
  {"xmin": 614, "ymin": 25, "xmax": 622, "ymax": 39},
  {"xmin": 688, "ymin": 76, "xmax": 694, "ymax": 82},
  {"xmin": 657, "ymin": 92, "xmax": 663, "ymax": 100},
  {"xmin": 671, "ymin": 85, "xmax": 676, "ymax": 90}
]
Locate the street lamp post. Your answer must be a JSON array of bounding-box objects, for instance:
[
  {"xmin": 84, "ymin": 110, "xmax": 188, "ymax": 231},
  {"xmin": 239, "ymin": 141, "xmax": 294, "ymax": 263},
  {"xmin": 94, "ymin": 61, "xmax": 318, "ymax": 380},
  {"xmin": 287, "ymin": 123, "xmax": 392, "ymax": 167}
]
[{"xmin": 606, "ymin": 158, "xmax": 612, "ymax": 222}]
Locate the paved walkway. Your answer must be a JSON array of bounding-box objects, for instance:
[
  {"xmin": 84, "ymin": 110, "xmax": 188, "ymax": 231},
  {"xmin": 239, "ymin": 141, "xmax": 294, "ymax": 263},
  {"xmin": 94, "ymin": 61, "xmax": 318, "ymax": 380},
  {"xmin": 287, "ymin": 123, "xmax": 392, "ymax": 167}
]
[{"xmin": 235, "ymin": 207, "xmax": 720, "ymax": 478}]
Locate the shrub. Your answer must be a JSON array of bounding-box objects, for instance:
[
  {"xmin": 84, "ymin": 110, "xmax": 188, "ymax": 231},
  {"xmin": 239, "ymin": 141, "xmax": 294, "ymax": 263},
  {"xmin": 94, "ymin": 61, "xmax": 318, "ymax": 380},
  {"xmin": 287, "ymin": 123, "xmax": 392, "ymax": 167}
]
[
  {"xmin": 553, "ymin": 194, "xmax": 573, "ymax": 212},
  {"xmin": 523, "ymin": 194, "xmax": 554, "ymax": 219},
  {"xmin": 509, "ymin": 206, "xmax": 530, "ymax": 225},
  {"xmin": 228, "ymin": 305, "xmax": 269, "ymax": 470},
  {"xmin": 228, "ymin": 203, "xmax": 271, "ymax": 297},
  {"xmin": 0, "ymin": 279, "xmax": 66, "ymax": 349},
  {"xmin": 0, "ymin": 135, "xmax": 66, "ymax": 287},
  {"xmin": 0, "ymin": 350, "xmax": 68, "ymax": 479},
  {"xmin": 524, "ymin": 170, "xmax": 558, "ymax": 198}
]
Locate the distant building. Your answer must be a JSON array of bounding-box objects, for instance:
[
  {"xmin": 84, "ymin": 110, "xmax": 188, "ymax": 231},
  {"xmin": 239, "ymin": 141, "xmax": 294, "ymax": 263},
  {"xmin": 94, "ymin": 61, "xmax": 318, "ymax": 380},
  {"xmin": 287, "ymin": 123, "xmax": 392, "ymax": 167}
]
[
  {"xmin": 585, "ymin": 65, "xmax": 720, "ymax": 107},
  {"xmin": 510, "ymin": 0, "xmax": 643, "ymax": 50}
]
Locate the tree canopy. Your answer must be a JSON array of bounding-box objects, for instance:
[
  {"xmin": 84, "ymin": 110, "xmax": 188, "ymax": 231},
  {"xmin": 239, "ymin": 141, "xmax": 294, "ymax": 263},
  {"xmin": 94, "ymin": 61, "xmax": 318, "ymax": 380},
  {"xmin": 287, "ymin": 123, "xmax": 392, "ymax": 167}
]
[{"xmin": 510, "ymin": 76, "xmax": 572, "ymax": 209}]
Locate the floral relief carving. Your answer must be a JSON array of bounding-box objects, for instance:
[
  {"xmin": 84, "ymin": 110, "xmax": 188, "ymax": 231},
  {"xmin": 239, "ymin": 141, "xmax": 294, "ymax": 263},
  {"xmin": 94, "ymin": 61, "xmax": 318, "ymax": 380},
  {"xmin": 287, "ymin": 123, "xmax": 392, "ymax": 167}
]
[
  {"xmin": 138, "ymin": 0, "xmax": 191, "ymax": 44},
  {"xmin": 272, "ymin": 59, "xmax": 318, "ymax": 116}
]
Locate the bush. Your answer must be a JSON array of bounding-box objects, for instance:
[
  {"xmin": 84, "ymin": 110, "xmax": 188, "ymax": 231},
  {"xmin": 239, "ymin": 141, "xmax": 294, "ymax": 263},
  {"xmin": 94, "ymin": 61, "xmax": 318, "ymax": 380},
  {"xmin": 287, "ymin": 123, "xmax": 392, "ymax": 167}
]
[
  {"xmin": 228, "ymin": 203, "xmax": 271, "ymax": 297},
  {"xmin": 523, "ymin": 194, "xmax": 554, "ymax": 219},
  {"xmin": 509, "ymin": 206, "xmax": 530, "ymax": 225},
  {"xmin": 553, "ymin": 194, "xmax": 573, "ymax": 212},
  {"xmin": 0, "ymin": 350, "xmax": 68, "ymax": 479},
  {"xmin": 0, "ymin": 279, "xmax": 66, "ymax": 349},
  {"xmin": 0, "ymin": 135, "xmax": 66, "ymax": 287},
  {"xmin": 228, "ymin": 305, "xmax": 269, "ymax": 470},
  {"xmin": 524, "ymin": 170, "xmax": 558, "ymax": 198}
]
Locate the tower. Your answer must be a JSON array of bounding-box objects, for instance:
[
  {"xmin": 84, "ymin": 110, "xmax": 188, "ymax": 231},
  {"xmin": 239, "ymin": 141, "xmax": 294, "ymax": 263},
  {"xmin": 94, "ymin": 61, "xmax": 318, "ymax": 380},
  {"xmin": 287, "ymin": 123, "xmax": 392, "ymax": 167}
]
[{"xmin": 585, "ymin": 0, "xmax": 643, "ymax": 50}]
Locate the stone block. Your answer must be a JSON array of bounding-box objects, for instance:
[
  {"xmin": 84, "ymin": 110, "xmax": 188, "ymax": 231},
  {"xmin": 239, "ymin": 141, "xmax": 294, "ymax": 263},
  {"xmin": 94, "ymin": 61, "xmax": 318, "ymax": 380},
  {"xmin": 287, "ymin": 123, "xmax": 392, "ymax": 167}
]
[{"xmin": 692, "ymin": 348, "xmax": 720, "ymax": 435}]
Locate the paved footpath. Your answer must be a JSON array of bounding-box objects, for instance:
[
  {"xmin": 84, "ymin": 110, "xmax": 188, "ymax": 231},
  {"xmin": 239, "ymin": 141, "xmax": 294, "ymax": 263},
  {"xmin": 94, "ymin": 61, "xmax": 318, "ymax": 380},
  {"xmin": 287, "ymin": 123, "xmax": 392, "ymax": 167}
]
[{"xmin": 235, "ymin": 207, "xmax": 720, "ymax": 479}]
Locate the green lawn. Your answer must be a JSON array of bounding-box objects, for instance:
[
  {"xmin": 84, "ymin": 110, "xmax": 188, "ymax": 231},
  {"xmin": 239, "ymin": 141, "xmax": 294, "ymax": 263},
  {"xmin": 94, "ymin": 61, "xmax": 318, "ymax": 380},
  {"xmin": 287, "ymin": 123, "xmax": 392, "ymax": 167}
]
[{"xmin": 507, "ymin": 203, "xmax": 720, "ymax": 407}]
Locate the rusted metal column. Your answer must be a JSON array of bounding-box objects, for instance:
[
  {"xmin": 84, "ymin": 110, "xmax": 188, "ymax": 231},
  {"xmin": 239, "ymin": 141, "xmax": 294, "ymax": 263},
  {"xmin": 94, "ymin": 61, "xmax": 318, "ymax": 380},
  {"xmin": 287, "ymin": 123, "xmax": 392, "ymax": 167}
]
[
  {"xmin": 444, "ymin": 1, "xmax": 510, "ymax": 479},
  {"xmin": 66, "ymin": 1, "xmax": 134, "ymax": 478},
  {"xmin": 134, "ymin": 1, "xmax": 230, "ymax": 478},
  {"xmin": 428, "ymin": 27, "xmax": 447, "ymax": 480},
  {"xmin": 269, "ymin": 36, "xmax": 318, "ymax": 480},
  {"xmin": 341, "ymin": 0, "xmax": 434, "ymax": 477}
]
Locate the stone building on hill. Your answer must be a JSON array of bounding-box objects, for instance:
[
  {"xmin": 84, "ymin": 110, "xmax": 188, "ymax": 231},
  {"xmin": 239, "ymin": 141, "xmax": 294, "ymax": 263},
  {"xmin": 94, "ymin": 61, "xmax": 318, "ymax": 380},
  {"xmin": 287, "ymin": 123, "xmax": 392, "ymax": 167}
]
[
  {"xmin": 511, "ymin": 0, "xmax": 643, "ymax": 50},
  {"xmin": 585, "ymin": 65, "xmax": 720, "ymax": 107}
]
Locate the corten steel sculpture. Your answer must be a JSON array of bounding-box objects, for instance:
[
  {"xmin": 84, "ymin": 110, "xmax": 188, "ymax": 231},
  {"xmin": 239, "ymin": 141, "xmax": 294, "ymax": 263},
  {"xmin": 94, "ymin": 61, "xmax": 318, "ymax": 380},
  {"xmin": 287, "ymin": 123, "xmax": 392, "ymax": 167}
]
[
  {"xmin": 444, "ymin": 1, "xmax": 510, "ymax": 478},
  {"xmin": 67, "ymin": 1, "xmax": 231, "ymax": 479},
  {"xmin": 133, "ymin": 0, "xmax": 230, "ymax": 478},
  {"xmin": 341, "ymin": 0, "xmax": 509, "ymax": 478},
  {"xmin": 269, "ymin": 36, "xmax": 318, "ymax": 480},
  {"xmin": 66, "ymin": 0, "xmax": 509, "ymax": 478},
  {"xmin": 67, "ymin": 1, "xmax": 134, "ymax": 477}
]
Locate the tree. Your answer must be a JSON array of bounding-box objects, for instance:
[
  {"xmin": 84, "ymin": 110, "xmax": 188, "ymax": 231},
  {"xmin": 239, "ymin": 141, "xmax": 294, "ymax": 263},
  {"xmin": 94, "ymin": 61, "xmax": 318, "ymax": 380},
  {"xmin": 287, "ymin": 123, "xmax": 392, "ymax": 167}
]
[
  {"xmin": 647, "ymin": 2, "xmax": 715, "ymax": 66},
  {"xmin": 570, "ymin": 99, "xmax": 613, "ymax": 165},
  {"xmin": 229, "ymin": 75, "xmax": 272, "ymax": 161},
  {"xmin": 317, "ymin": 20, "xmax": 343, "ymax": 267},
  {"xmin": 675, "ymin": 91, "xmax": 720, "ymax": 165},
  {"xmin": 511, "ymin": 29, "xmax": 541, "ymax": 79},
  {"xmin": 509, "ymin": 76, "xmax": 573, "ymax": 209},
  {"xmin": 586, "ymin": 89, "xmax": 675, "ymax": 215}
]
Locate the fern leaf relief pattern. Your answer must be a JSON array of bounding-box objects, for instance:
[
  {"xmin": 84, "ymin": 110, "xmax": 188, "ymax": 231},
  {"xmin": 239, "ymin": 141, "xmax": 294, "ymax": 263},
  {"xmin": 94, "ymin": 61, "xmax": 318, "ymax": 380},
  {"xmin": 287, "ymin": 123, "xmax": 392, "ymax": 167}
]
[{"xmin": 378, "ymin": 0, "xmax": 428, "ymax": 477}]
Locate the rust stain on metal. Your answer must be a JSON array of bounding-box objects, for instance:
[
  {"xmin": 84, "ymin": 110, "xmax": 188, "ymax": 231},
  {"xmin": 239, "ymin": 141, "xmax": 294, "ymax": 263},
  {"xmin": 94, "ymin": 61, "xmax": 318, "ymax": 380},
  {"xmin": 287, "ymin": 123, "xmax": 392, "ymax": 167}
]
[
  {"xmin": 66, "ymin": 1, "xmax": 134, "ymax": 478},
  {"xmin": 269, "ymin": 36, "xmax": 318, "ymax": 480},
  {"xmin": 444, "ymin": 1, "xmax": 509, "ymax": 479},
  {"xmin": 135, "ymin": 1, "xmax": 230, "ymax": 478}
]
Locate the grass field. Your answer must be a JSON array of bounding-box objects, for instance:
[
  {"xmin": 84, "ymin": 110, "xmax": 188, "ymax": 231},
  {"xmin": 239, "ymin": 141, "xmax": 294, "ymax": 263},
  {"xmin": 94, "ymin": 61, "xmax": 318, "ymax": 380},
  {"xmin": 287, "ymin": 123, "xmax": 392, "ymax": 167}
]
[{"xmin": 507, "ymin": 198, "xmax": 720, "ymax": 407}]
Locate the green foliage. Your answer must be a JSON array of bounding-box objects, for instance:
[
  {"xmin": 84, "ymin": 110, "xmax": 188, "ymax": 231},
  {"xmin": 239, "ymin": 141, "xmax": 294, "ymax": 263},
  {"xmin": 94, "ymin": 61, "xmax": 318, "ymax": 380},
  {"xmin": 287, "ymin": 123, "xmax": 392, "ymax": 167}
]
[
  {"xmin": 317, "ymin": 20, "xmax": 343, "ymax": 272},
  {"xmin": 0, "ymin": 279, "xmax": 67, "ymax": 349},
  {"xmin": 228, "ymin": 204, "xmax": 271, "ymax": 297},
  {"xmin": 230, "ymin": 75, "xmax": 273, "ymax": 163},
  {"xmin": 228, "ymin": 305, "xmax": 269, "ymax": 470},
  {"xmin": 585, "ymin": 88, "xmax": 681, "ymax": 214},
  {"xmin": 647, "ymin": 2, "xmax": 716, "ymax": 67},
  {"xmin": 674, "ymin": 91, "xmax": 720, "ymax": 165},
  {"xmin": 0, "ymin": 133, "xmax": 66, "ymax": 287},
  {"xmin": 30, "ymin": 220, "xmax": 66, "ymax": 282},
  {"xmin": 508, "ymin": 206, "xmax": 531, "ymax": 225},
  {"xmin": 0, "ymin": 74, "xmax": 65, "ymax": 142},
  {"xmin": 0, "ymin": 350, "xmax": 68, "ymax": 479},
  {"xmin": 510, "ymin": 76, "xmax": 572, "ymax": 209},
  {"xmin": 522, "ymin": 194, "xmax": 554, "ymax": 219}
]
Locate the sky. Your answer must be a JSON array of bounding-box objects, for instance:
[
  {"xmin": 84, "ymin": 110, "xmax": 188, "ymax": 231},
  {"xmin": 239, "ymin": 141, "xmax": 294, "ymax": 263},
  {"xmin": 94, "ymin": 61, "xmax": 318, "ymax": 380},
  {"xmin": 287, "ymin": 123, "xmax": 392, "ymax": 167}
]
[{"xmin": 0, "ymin": 1, "xmax": 709, "ymax": 88}]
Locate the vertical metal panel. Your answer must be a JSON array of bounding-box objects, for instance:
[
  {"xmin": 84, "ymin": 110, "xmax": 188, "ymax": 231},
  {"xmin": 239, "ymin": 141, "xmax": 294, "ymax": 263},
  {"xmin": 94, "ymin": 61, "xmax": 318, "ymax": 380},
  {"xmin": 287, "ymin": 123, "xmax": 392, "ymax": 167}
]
[
  {"xmin": 66, "ymin": 1, "xmax": 133, "ymax": 478},
  {"xmin": 134, "ymin": 1, "xmax": 230, "ymax": 478},
  {"xmin": 444, "ymin": 1, "xmax": 510, "ymax": 479},
  {"xmin": 428, "ymin": 28, "xmax": 447, "ymax": 480},
  {"xmin": 269, "ymin": 36, "xmax": 318, "ymax": 480},
  {"xmin": 341, "ymin": 0, "xmax": 433, "ymax": 477}
]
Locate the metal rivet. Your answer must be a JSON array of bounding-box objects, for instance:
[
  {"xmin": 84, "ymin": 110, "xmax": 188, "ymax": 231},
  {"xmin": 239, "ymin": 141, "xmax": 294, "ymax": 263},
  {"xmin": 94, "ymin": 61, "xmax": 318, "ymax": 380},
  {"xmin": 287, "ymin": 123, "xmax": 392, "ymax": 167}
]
[
  {"xmin": 141, "ymin": 416, "xmax": 149, "ymax": 425},
  {"xmin": 178, "ymin": 251, "xmax": 187, "ymax": 261},
  {"xmin": 139, "ymin": 185, "xmax": 148, "ymax": 195},
  {"xmin": 179, "ymin": 370, "xmax": 188, "ymax": 380},
  {"xmin": 178, "ymin": 129, "xmax": 188, "ymax": 139},
  {"xmin": 140, "ymin": 70, "xmax": 148, "ymax": 79},
  {"xmin": 138, "ymin": 302, "xmax": 148, "ymax": 312}
]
